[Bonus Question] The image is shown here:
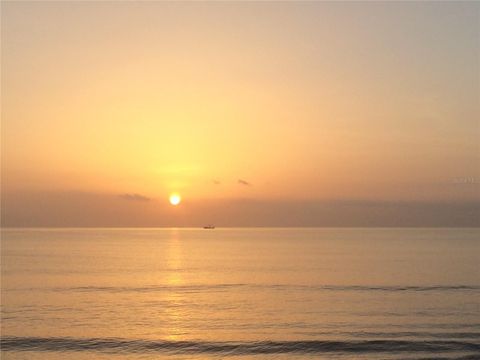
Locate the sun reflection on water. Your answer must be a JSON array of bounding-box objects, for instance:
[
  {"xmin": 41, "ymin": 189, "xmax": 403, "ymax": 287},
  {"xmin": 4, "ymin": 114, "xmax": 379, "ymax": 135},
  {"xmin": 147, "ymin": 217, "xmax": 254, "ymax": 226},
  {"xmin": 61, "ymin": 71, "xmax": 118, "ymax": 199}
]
[{"xmin": 163, "ymin": 229, "xmax": 185, "ymax": 341}]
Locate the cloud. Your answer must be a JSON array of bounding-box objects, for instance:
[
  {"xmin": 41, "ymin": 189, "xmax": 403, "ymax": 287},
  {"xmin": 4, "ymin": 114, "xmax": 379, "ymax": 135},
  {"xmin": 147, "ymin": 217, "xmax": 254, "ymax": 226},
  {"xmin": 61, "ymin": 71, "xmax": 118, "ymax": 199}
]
[
  {"xmin": 212, "ymin": 179, "xmax": 221, "ymax": 185},
  {"xmin": 119, "ymin": 193, "xmax": 151, "ymax": 202},
  {"xmin": 238, "ymin": 179, "xmax": 252, "ymax": 186},
  {"xmin": 2, "ymin": 191, "xmax": 479, "ymax": 227}
]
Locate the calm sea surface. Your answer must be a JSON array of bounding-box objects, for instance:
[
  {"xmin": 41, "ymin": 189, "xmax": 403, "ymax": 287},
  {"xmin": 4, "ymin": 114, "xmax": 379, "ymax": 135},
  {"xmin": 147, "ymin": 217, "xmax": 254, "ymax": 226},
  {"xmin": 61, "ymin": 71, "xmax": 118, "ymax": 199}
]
[{"xmin": 1, "ymin": 228, "xmax": 479, "ymax": 359}]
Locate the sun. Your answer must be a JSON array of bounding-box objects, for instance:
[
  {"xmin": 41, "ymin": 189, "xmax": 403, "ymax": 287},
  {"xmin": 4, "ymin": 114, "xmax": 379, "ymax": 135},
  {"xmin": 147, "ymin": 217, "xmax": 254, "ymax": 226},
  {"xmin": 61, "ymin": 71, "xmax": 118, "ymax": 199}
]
[{"xmin": 169, "ymin": 193, "xmax": 181, "ymax": 206}]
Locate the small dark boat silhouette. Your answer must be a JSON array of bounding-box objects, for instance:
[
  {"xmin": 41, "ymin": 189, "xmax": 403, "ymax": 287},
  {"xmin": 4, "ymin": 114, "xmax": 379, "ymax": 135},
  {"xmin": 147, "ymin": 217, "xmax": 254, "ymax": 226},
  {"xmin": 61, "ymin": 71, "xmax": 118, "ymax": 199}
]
[{"xmin": 203, "ymin": 225, "xmax": 215, "ymax": 229}]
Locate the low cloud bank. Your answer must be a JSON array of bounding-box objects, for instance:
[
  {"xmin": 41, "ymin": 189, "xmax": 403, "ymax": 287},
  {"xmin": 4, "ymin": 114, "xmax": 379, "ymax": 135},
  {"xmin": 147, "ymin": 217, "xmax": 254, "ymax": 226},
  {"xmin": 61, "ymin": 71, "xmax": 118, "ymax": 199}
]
[{"xmin": 2, "ymin": 191, "xmax": 479, "ymax": 227}]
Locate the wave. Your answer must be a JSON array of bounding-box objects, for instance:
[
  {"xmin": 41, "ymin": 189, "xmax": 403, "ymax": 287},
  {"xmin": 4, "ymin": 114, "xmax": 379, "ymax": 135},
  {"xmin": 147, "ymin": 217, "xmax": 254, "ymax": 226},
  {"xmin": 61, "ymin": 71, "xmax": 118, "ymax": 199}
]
[
  {"xmin": 2, "ymin": 336, "xmax": 479, "ymax": 356},
  {"xmin": 298, "ymin": 331, "xmax": 480, "ymax": 340},
  {"xmin": 7, "ymin": 284, "xmax": 480, "ymax": 293}
]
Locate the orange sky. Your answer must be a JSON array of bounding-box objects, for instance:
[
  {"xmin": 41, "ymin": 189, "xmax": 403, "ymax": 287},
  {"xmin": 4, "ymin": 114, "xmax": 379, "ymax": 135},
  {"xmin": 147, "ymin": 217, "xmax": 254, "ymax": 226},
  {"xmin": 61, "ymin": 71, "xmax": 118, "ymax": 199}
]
[{"xmin": 2, "ymin": 1, "xmax": 479, "ymax": 226}]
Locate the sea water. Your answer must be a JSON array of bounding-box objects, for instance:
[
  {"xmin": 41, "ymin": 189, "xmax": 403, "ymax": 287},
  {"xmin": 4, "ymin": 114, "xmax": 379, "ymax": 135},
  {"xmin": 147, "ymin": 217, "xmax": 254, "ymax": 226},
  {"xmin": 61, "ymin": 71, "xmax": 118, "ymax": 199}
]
[{"xmin": 1, "ymin": 228, "xmax": 479, "ymax": 359}]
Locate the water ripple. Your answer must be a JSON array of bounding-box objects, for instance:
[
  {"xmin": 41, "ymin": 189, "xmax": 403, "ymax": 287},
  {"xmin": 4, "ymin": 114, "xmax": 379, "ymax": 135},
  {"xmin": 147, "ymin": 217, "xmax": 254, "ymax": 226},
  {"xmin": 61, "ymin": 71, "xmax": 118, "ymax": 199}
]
[
  {"xmin": 2, "ymin": 336, "xmax": 479, "ymax": 356},
  {"xmin": 6, "ymin": 284, "xmax": 480, "ymax": 294}
]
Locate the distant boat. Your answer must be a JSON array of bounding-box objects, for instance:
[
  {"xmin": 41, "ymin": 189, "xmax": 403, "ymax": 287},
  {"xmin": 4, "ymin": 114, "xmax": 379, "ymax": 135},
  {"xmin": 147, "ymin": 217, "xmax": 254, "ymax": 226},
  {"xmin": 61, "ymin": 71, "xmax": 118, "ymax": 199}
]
[{"xmin": 203, "ymin": 225, "xmax": 215, "ymax": 229}]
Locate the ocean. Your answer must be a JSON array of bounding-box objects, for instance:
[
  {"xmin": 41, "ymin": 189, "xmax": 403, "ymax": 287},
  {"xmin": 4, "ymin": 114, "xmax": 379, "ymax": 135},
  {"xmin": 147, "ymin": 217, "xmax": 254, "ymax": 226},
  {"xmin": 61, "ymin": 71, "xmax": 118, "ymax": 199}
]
[{"xmin": 1, "ymin": 228, "xmax": 479, "ymax": 359}]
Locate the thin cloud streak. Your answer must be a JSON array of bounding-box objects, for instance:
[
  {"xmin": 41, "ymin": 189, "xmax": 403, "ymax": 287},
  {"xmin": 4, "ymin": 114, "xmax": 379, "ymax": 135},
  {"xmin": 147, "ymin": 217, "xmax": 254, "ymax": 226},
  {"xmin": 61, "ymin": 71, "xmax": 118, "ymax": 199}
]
[
  {"xmin": 119, "ymin": 193, "xmax": 151, "ymax": 202},
  {"xmin": 238, "ymin": 179, "xmax": 252, "ymax": 186}
]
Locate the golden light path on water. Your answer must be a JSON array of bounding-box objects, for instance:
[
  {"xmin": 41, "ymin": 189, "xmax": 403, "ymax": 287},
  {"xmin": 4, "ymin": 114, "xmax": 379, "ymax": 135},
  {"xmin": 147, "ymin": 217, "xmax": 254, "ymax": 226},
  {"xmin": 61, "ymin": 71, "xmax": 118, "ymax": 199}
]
[{"xmin": 164, "ymin": 229, "xmax": 184, "ymax": 341}]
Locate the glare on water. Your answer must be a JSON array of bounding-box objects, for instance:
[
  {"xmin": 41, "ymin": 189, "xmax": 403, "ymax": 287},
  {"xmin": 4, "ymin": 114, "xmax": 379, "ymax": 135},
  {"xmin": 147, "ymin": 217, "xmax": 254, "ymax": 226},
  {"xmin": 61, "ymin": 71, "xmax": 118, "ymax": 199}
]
[{"xmin": 1, "ymin": 228, "xmax": 479, "ymax": 359}]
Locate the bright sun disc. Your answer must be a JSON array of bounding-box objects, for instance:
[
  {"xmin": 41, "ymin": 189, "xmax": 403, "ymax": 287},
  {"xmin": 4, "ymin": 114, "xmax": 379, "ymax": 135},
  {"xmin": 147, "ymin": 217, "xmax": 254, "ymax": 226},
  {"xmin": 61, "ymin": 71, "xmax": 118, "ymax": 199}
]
[{"xmin": 169, "ymin": 194, "xmax": 181, "ymax": 206}]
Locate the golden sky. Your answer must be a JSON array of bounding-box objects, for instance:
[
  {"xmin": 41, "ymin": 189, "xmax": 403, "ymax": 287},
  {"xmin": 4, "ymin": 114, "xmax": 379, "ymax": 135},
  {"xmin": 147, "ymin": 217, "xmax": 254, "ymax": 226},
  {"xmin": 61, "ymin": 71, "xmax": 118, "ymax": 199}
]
[{"xmin": 2, "ymin": 1, "xmax": 479, "ymax": 226}]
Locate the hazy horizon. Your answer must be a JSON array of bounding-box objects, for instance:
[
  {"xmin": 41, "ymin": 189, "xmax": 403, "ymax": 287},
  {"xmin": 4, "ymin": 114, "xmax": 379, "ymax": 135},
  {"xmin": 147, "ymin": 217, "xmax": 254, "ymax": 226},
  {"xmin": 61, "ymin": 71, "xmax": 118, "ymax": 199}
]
[{"xmin": 3, "ymin": 191, "xmax": 479, "ymax": 227}]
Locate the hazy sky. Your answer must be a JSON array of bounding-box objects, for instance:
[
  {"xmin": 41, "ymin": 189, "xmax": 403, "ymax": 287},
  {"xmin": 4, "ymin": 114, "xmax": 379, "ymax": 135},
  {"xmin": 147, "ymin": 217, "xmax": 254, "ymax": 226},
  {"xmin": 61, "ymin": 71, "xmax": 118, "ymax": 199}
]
[{"xmin": 2, "ymin": 1, "xmax": 479, "ymax": 226}]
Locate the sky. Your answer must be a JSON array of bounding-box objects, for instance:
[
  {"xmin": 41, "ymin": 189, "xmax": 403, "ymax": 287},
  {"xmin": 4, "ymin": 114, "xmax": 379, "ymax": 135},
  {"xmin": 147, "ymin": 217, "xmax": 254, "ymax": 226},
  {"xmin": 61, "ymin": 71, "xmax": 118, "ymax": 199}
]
[{"xmin": 2, "ymin": 1, "xmax": 479, "ymax": 227}]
